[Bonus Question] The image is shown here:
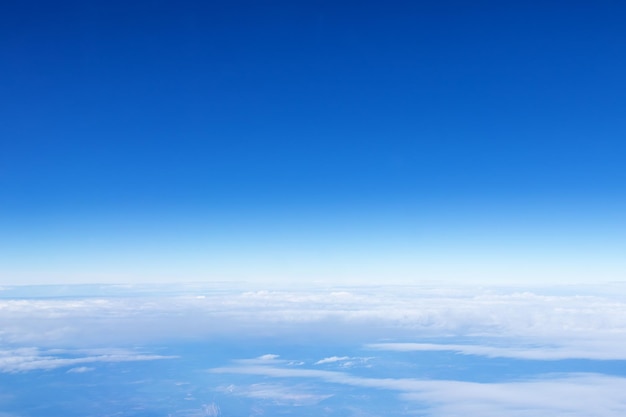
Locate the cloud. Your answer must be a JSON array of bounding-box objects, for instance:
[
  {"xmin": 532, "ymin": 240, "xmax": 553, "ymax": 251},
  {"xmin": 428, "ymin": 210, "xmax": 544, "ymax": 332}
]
[
  {"xmin": 210, "ymin": 362, "xmax": 626, "ymax": 416},
  {"xmin": 257, "ymin": 354, "xmax": 280, "ymax": 361},
  {"xmin": 0, "ymin": 347, "xmax": 176, "ymax": 373},
  {"xmin": 167, "ymin": 403, "xmax": 221, "ymax": 417},
  {"xmin": 367, "ymin": 341, "xmax": 626, "ymax": 360},
  {"xmin": 400, "ymin": 374, "xmax": 626, "ymax": 417},
  {"xmin": 2, "ymin": 284, "xmax": 626, "ymax": 416},
  {"xmin": 201, "ymin": 403, "xmax": 221, "ymax": 417},
  {"xmin": 217, "ymin": 383, "xmax": 332, "ymax": 406},
  {"xmin": 315, "ymin": 356, "xmax": 351, "ymax": 364},
  {"xmin": 66, "ymin": 366, "xmax": 94, "ymax": 373},
  {"xmin": 314, "ymin": 356, "xmax": 373, "ymax": 367},
  {"xmin": 233, "ymin": 354, "xmax": 288, "ymax": 366},
  {"xmin": 1, "ymin": 284, "xmax": 626, "ymax": 360}
]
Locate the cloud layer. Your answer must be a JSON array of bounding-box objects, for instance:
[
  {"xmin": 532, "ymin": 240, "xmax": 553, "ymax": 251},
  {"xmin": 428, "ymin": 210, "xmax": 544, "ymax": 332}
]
[
  {"xmin": 2, "ymin": 284, "xmax": 626, "ymax": 416},
  {"xmin": 2, "ymin": 284, "xmax": 626, "ymax": 359}
]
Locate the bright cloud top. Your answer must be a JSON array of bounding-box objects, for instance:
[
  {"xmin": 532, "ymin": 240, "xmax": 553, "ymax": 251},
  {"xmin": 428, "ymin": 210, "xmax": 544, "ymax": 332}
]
[{"xmin": 2, "ymin": 284, "xmax": 626, "ymax": 359}]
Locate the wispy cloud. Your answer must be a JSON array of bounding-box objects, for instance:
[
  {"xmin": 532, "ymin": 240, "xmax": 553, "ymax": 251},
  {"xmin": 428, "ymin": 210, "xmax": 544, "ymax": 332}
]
[
  {"xmin": 211, "ymin": 362, "xmax": 626, "ymax": 416},
  {"xmin": 367, "ymin": 341, "xmax": 626, "ymax": 360},
  {"xmin": 400, "ymin": 374, "xmax": 626, "ymax": 417},
  {"xmin": 66, "ymin": 366, "xmax": 94, "ymax": 373},
  {"xmin": 314, "ymin": 356, "xmax": 373, "ymax": 367},
  {"xmin": 0, "ymin": 347, "xmax": 176, "ymax": 373},
  {"xmin": 315, "ymin": 356, "xmax": 351, "ymax": 365},
  {"xmin": 233, "ymin": 354, "xmax": 286, "ymax": 366},
  {"xmin": 257, "ymin": 354, "xmax": 280, "ymax": 361},
  {"xmin": 217, "ymin": 383, "xmax": 332, "ymax": 406},
  {"xmin": 167, "ymin": 403, "xmax": 221, "ymax": 417}
]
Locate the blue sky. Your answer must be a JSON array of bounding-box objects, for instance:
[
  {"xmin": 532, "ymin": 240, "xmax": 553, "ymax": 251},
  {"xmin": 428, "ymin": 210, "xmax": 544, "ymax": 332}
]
[{"xmin": 1, "ymin": 1, "xmax": 625, "ymax": 285}]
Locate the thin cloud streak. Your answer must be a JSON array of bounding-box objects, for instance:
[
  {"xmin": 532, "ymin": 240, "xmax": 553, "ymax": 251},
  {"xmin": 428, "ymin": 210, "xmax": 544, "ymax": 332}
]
[
  {"xmin": 211, "ymin": 364, "xmax": 626, "ymax": 416},
  {"xmin": 367, "ymin": 341, "xmax": 626, "ymax": 360},
  {"xmin": 217, "ymin": 383, "xmax": 333, "ymax": 406},
  {"xmin": 0, "ymin": 347, "xmax": 176, "ymax": 373}
]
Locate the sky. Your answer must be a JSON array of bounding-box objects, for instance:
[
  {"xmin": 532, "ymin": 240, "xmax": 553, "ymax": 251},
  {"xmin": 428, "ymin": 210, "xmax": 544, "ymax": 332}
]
[{"xmin": 1, "ymin": 0, "xmax": 625, "ymax": 285}]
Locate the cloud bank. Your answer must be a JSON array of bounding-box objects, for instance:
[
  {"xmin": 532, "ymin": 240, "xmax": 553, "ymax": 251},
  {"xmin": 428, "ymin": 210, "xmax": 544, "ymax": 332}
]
[{"xmin": 1, "ymin": 284, "xmax": 626, "ymax": 360}]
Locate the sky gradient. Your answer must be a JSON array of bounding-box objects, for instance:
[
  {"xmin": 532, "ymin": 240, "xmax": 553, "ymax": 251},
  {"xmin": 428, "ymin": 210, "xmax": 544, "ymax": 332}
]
[{"xmin": 1, "ymin": 1, "xmax": 625, "ymax": 285}]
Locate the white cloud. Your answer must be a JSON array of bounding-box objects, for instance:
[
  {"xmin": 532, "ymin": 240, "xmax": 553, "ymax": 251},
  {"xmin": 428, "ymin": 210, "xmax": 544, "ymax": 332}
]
[
  {"xmin": 0, "ymin": 347, "xmax": 176, "ymax": 373},
  {"xmin": 233, "ymin": 354, "xmax": 287, "ymax": 366},
  {"xmin": 315, "ymin": 356, "xmax": 351, "ymax": 364},
  {"xmin": 66, "ymin": 366, "xmax": 94, "ymax": 373},
  {"xmin": 314, "ymin": 356, "xmax": 373, "ymax": 367},
  {"xmin": 218, "ymin": 383, "xmax": 332, "ymax": 406},
  {"xmin": 211, "ymin": 363, "xmax": 626, "ymax": 416},
  {"xmin": 367, "ymin": 341, "xmax": 626, "ymax": 360},
  {"xmin": 258, "ymin": 354, "xmax": 280, "ymax": 361},
  {"xmin": 167, "ymin": 403, "xmax": 222, "ymax": 417},
  {"xmin": 400, "ymin": 374, "xmax": 626, "ymax": 417},
  {"xmin": 2, "ymin": 284, "xmax": 626, "ymax": 416},
  {"xmin": 1, "ymin": 284, "xmax": 626, "ymax": 360}
]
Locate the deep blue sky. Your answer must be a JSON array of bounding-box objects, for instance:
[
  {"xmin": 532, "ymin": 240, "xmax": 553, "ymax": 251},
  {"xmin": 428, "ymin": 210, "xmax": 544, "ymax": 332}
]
[{"xmin": 1, "ymin": 1, "xmax": 625, "ymax": 284}]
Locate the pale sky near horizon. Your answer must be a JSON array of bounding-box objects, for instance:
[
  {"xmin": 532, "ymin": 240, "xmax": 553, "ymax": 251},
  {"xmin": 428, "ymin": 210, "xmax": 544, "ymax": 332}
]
[{"xmin": 1, "ymin": 1, "xmax": 625, "ymax": 286}]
